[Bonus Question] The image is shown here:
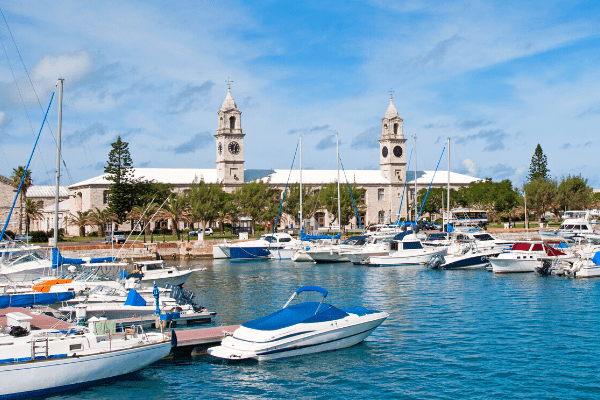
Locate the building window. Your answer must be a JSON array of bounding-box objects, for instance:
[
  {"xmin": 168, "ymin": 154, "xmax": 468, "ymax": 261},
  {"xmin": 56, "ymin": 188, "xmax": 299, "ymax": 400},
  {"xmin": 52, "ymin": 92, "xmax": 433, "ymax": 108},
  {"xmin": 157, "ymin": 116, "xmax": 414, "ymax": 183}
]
[
  {"xmin": 395, "ymin": 170, "xmax": 402, "ymax": 182},
  {"xmin": 378, "ymin": 211, "xmax": 385, "ymax": 224},
  {"xmin": 378, "ymin": 188, "xmax": 384, "ymax": 201},
  {"xmin": 103, "ymin": 191, "xmax": 110, "ymax": 204},
  {"xmin": 359, "ymin": 191, "xmax": 366, "ymax": 204},
  {"xmin": 229, "ymin": 116, "xmax": 236, "ymax": 129},
  {"xmin": 315, "ymin": 212, "xmax": 325, "ymax": 228},
  {"xmin": 394, "ymin": 123, "xmax": 398, "ymax": 135}
]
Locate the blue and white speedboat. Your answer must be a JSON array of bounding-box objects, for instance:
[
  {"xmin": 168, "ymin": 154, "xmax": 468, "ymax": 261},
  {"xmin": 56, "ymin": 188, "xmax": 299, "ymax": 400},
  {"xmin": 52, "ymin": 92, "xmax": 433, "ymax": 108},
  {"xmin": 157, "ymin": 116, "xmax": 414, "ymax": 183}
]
[
  {"xmin": 213, "ymin": 233, "xmax": 299, "ymax": 260},
  {"xmin": 207, "ymin": 286, "xmax": 388, "ymax": 360}
]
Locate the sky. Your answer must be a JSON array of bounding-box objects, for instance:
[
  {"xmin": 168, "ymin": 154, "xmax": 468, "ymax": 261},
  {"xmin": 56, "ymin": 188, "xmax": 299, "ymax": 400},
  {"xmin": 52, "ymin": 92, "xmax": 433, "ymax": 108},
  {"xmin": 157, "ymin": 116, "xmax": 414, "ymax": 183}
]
[{"xmin": 0, "ymin": 0, "xmax": 599, "ymax": 189}]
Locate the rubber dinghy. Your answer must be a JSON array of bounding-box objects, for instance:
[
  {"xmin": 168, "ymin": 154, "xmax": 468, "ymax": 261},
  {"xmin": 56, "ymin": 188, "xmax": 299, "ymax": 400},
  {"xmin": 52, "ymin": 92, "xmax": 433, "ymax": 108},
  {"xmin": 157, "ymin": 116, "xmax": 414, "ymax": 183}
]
[{"xmin": 208, "ymin": 286, "xmax": 388, "ymax": 361}]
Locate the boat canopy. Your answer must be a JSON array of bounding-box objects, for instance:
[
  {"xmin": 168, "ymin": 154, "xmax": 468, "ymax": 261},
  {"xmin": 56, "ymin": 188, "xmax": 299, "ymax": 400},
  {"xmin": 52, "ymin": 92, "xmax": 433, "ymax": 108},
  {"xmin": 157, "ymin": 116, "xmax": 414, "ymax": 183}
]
[
  {"xmin": 51, "ymin": 248, "xmax": 116, "ymax": 269},
  {"xmin": 341, "ymin": 236, "xmax": 367, "ymax": 245},
  {"xmin": 592, "ymin": 252, "xmax": 600, "ymax": 266},
  {"xmin": 124, "ymin": 289, "xmax": 147, "ymax": 307},
  {"xmin": 392, "ymin": 230, "xmax": 415, "ymax": 241},
  {"xmin": 0, "ymin": 291, "xmax": 75, "ymax": 309},
  {"xmin": 242, "ymin": 302, "xmax": 348, "ymax": 331},
  {"xmin": 296, "ymin": 286, "xmax": 328, "ymax": 297},
  {"xmin": 300, "ymin": 231, "xmax": 341, "ymax": 241}
]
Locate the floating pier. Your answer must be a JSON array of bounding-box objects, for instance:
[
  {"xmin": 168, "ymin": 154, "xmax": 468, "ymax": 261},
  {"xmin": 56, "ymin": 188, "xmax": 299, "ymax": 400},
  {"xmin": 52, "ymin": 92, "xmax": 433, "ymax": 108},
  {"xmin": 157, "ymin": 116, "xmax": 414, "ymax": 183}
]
[
  {"xmin": 170, "ymin": 325, "xmax": 239, "ymax": 356},
  {"xmin": 110, "ymin": 311, "xmax": 216, "ymax": 330}
]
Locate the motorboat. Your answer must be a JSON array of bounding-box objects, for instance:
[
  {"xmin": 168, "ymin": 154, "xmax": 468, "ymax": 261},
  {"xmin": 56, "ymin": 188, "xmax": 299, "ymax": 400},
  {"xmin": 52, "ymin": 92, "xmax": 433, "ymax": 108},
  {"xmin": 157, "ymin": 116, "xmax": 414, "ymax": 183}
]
[
  {"xmin": 129, "ymin": 260, "xmax": 201, "ymax": 287},
  {"xmin": 426, "ymin": 242, "xmax": 502, "ymax": 270},
  {"xmin": 424, "ymin": 229, "xmax": 513, "ymax": 251},
  {"xmin": 305, "ymin": 236, "xmax": 368, "ymax": 263},
  {"xmin": 538, "ymin": 211, "xmax": 596, "ymax": 241},
  {"xmin": 368, "ymin": 231, "xmax": 447, "ymax": 266},
  {"xmin": 562, "ymin": 252, "xmax": 600, "ymax": 278},
  {"xmin": 0, "ymin": 307, "xmax": 172, "ymax": 399},
  {"xmin": 340, "ymin": 235, "xmax": 394, "ymax": 265},
  {"xmin": 0, "ymin": 242, "xmax": 53, "ymax": 282},
  {"xmin": 213, "ymin": 233, "xmax": 299, "ymax": 260},
  {"xmin": 207, "ymin": 286, "xmax": 388, "ymax": 360},
  {"xmin": 489, "ymin": 241, "xmax": 569, "ymax": 274}
]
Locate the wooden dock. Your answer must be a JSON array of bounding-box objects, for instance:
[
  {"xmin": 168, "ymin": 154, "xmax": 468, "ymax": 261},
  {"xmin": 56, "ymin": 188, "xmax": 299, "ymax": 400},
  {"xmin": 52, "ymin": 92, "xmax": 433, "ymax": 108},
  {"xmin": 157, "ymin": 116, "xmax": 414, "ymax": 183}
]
[
  {"xmin": 170, "ymin": 325, "xmax": 239, "ymax": 356},
  {"xmin": 110, "ymin": 311, "xmax": 216, "ymax": 330},
  {"xmin": 0, "ymin": 307, "xmax": 71, "ymax": 330}
]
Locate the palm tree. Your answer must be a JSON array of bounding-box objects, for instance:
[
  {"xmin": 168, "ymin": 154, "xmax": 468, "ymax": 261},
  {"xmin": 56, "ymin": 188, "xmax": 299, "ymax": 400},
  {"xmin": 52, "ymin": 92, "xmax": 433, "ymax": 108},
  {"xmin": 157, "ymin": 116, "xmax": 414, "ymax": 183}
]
[
  {"xmin": 161, "ymin": 194, "xmax": 190, "ymax": 239},
  {"xmin": 11, "ymin": 166, "xmax": 33, "ymax": 235},
  {"xmin": 67, "ymin": 211, "xmax": 90, "ymax": 237},
  {"xmin": 87, "ymin": 207, "xmax": 117, "ymax": 237},
  {"xmin": 127, "ymin": 202, "xmax": 159, "ymax": 242},
  {"xmin": 24, "ymin": 199, "xmax": 43, "ymax": 233}
]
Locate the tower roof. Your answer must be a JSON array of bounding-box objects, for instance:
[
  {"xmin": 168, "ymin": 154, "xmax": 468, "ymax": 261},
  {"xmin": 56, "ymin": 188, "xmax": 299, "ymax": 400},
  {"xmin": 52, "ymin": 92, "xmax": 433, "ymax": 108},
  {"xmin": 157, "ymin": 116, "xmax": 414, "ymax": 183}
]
[
  {"xmin": 221, "ymin": 86, "xmax": 237, "ymax": 110},
  {"xmin": 384, "ymin": 95, "xmax": 399, "ymax": 119}
]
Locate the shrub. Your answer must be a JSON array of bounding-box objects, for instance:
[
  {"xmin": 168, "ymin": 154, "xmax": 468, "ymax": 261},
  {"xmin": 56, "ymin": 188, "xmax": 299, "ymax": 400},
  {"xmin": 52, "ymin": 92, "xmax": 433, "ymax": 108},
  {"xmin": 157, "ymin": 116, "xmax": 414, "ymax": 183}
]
[
  {"xmin": 3, "ymin": 230, "xmax": 15, "ymax": 239},
  {"xmin": 47, "ymin": 228, "xmax": 65, "ymax": 241},
  {"xmin": 88, "ymin": 231, "xmax": 98, "ymax": 237},
  {"xmin": 30, "ymin": 231, "xmax": 48, "ymax": 242}
]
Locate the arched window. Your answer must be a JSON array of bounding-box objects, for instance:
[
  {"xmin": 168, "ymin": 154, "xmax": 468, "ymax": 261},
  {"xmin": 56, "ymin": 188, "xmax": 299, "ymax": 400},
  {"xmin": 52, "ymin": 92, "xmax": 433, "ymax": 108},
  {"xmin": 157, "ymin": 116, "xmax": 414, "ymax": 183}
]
[
  {"xmin": 229, "ymin": 116, "xmax": 236, "ymax": 129},
  {"xmin": 220, "ymin": 117, "xmax": 223, "ymax": 126},
  {"xmin": 394, "ymin": 123, "xmax": 398, "ymax": 135},
  {"xmin": 383, "ymin": 123, "xmax": 388, "ymax": 131}
]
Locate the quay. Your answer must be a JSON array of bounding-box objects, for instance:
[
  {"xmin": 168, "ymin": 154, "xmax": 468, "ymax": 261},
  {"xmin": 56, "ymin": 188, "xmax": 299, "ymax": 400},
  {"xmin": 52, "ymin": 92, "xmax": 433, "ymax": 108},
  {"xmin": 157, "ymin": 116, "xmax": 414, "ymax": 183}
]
[{"xmin": 110, "ymin": 310, "xmax": 216, "ymax": 330}]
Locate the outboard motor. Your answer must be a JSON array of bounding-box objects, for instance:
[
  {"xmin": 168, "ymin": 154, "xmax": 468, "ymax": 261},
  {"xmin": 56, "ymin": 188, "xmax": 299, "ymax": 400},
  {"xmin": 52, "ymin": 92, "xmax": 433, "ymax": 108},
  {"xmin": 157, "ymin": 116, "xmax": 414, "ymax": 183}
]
[
  {"xmin": 535, "ymin": 260, "xmax": 552, "ymax": 276},
  {"xmin": 165, "ymin": 283, "xmax": 200, "ymax": 311},
  {"xmin": 426, "ymin": 254, "xmax": 445, "ymax": 269}
]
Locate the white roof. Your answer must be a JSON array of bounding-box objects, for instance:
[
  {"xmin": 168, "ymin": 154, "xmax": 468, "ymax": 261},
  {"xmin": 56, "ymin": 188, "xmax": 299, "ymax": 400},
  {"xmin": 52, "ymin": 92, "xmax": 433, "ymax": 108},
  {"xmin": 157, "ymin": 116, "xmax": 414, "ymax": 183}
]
[
  {"xmin": 71, "ymin": 168, "xmax": 479, "ymax": 188},
  {"xmin": 27, "ymin": 185, "xmax": 70, "ymax": 198}
]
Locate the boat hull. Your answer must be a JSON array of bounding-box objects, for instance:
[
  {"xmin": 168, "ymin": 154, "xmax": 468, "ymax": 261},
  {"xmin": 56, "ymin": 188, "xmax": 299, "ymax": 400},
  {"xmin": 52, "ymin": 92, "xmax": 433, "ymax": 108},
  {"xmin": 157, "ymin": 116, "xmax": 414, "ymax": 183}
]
[
  {"xmin": 212, "ymin": 245, "xmax": 230, "ymax": 259},
  {"xmin": 139, "ymin": 270, "xmax": 194, "ymax": 288},
  {"xmin": 229, "ymin": 247, "xmax": 273, "ymax": 260},
  {"xmin": 306, "ymin": 250, "xmax": 350, "ymax": 263},
  {"xmin": 0, "ymin": 341, "xmax": 171, "ymax": 399},
  {"xmin": 369, "ymin": 248, "xmax": 447, "ymax": 266},
  {"xmin": 490, "ymin": 258, "xmax": 537, "ymax": 273},
  {"xmin": 208, "ymin": 311, "xmax": 388, "ymax": 361}
]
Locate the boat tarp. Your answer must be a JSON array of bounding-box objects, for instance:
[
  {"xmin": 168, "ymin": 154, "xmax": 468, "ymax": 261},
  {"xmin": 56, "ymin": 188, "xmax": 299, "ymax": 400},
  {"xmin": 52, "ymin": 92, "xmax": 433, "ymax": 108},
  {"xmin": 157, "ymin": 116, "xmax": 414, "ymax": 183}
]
[
  {"xmin": 300, "ymin": 231, "xmax": 341, "ymax": 241},
  {"xmin": 124, "ymin": 289, "xmax": 146, "ymax": 306},
  {"xmin": 592, "ymin": 252, "xmax": 600, "ymax": 266},
  {"xmin": 0, "ymin": 291, "xmax": 75, "ymax": 308},
  {"xmin": 296, "ymin": 286, "xmax": 328, "ymax": 297},
  {"xmin": 242, "ymin": 302, "xmax": 348, "ymax": 331},
  {"xmin": 52, "ymin": 248, "xmax": 116, "ymax": 268}
]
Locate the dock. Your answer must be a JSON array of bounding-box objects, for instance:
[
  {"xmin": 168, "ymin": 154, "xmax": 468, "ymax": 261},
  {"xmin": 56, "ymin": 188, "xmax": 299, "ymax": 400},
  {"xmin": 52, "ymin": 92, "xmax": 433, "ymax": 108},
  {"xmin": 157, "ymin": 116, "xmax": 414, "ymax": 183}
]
[
  {"xmin": 170, "ymin": 325, "xmax": 240, "ymax": 356},
  {"xmin": 110, "ymin": 311, "xmax": 216, "ymax": 330},
  {"xmin": 0, "ymin": 307, "xmax": 71, "ymax": 330}
]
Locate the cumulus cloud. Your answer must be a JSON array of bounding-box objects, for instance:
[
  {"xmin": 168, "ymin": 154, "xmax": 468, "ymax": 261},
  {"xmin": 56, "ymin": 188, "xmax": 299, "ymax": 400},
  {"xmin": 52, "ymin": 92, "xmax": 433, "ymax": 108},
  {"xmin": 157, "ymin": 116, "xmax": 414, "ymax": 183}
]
[
  {"xmin": 287, "ymin": 124, "xmax": 331, "ymax": 135},
  {"xmin": 0, "ymin": 51, "xmax": 93, "ymax": 108},
  {"xmin": 456, "ymin": 158, "xmax": 479, "ymax": 176},
  {"xmin": 64, "ymin": 123, "xmax": 107, "ymax": 147},
  {"xmin": 169, "ymin": 81, "xmax": 214, "ymax": 114},
  {"xmin": 455, "ymin": 119, "xmax": 493, "ymax": 131},
  {"xmin": 455, "ymin": 129, "xmax": 508, "ymax": 151},
  {"xmin": 315, "ymin": 134, "xmax": 342, "ymax": 150},
  {"xmin": 350, "ymin": 126, "xmax": 379, "ymax": 149},
  {"xmin": 172, "ymin": 132, "xmax": 212, "ymax": 153}
]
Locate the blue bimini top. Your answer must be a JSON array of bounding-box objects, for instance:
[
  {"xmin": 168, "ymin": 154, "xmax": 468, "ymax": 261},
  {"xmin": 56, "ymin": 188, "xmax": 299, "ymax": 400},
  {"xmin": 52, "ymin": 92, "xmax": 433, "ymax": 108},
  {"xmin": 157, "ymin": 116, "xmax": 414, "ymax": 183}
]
[{"xmin": 242, "ymin": 302, "xmax": 349, "ymax": 331}]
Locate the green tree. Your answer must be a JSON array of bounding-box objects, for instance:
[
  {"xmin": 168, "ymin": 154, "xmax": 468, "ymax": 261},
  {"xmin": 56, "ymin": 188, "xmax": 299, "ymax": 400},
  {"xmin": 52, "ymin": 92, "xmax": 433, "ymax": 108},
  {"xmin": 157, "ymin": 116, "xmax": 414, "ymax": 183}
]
[
  {"xmin": 318, "ymin": 182, "xmax": 364, "ymax": 234},
  {"xmin": 105, "ymin": 136, "xmax": 134, "ymax": 223},
  {"xmin": 67, "ymin": 211, "xmax": 90, "ymax": 237},
  {"xmin": 162, "ymin": 194, "xmax": 190, "ymax": 239},
  {"xmin": 282, "ymin": 183, "xmax": 318, "ymax": 228},
  {"xmin": 127, "ymin": 202, "xmax": 159, "ymax": 242},
  {"xmin": 11, "ymin": 166, "xmax": 33, "ymax": 235},
  {"xmin": 209, "ymin": 184, "xmax": 233, "ymax": 235},
  {"xmin": 87, "ymin": 207, "xmax": 117, "ymax": 237},
  {"xmin": 527, "ymin": 144, "xmax": 550, "ymax": 181},
  {"xmin": 186, "ymin": 181, "xmax": 216, "ymax": 234},
  {"xmin": 234, "ymin": 180, "xmax": 279, "ymax": 235},
  {"xmin": 24, "ymin": 199, "xmax": 43, "ymax": 233},
  {"xmin": 524, "ymin": 178, "xmax": 556, "ymax": 222},
  {"xmin": 552, "ymin": 174, "xmax": 593, "ymax": 219}
]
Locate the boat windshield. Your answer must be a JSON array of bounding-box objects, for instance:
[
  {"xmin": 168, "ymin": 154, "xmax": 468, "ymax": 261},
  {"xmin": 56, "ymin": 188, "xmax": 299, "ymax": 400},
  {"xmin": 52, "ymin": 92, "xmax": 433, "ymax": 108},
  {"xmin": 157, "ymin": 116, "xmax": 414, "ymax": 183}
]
[
  {"xmin": 260, "ymin": 235, "xmax": 277, "ymax": 243},
  {"xmin": 473, "ymin": 233, "xmax": 494, "ymax": 241},
  {"xmin": 7, "ymin": 250, "xmax": 46, "ymax": 265}
]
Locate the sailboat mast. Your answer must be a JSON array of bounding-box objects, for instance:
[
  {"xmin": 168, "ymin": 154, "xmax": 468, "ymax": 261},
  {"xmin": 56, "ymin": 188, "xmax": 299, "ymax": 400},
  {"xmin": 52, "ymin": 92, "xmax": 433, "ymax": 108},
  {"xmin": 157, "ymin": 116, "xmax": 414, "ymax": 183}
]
[
  {"xmin": 447, "ymin": 137, "xmax": 450, "ymax": 238},
  {"xmin": 53, "ymin": 78, "xmax": 63, "ymax": 249},
  {"xmin": 299, "ymin": 135, "xmax": 303, "ymax": 232},
  {"xmin": 414, "ymin": 135, "xmax": 417, "ymax": 223},
  {"xmin": 336, "ymin": 132, "xmax": 341, "ymax": 235}
]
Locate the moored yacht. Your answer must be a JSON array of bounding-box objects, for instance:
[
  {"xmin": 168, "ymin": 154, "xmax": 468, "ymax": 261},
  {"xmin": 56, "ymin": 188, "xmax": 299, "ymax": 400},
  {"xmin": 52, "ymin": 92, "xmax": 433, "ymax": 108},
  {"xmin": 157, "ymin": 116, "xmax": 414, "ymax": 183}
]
[
  {"xmin": 489, "ymin": 241, "xmax": 568, "ymax": 274},
  {"xmin": 213, "ymin": 233, "xmax": 299, "ymax": 260},
  {"xmin": 368, "ymin": 231, "xmax": 447, "ymax": 266}
]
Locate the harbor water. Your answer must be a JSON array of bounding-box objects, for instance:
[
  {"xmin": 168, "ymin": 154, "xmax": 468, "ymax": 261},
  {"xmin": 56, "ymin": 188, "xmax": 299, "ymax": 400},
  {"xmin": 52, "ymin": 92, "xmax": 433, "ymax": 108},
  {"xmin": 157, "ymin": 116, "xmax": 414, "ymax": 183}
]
[{"xmin": 48, "ymin": 259, "xmax": 600, "ymax": 399}]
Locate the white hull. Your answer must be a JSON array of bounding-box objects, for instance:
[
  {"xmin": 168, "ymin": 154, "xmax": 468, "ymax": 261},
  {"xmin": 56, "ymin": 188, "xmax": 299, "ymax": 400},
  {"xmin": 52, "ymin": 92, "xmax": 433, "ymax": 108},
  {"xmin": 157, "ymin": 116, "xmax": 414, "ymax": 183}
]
[
  {"xmin": 344, "ymin": 251, "xmax": 389, "ymax": 265},
  {"xmin": 369, "ymin": 248, "xmax": 447, "ymax": 266},
  {"xmin": 306, "ymin": 250, "xmax": 350, "ymax": 263},
  {"xmin": 139, "ymin": 270, "xmax": 194, "ymax": 288},
  {"xmin": 291, "ymin": 250, "xmax": 313, "ymax": 262},
  {"xmin": 208, "ymin": 311, "xmax": 387, "ymax": 361},
  {"xmin": 490, "ymin": 258, "xmax": 537, "ymax": 273},
  {"xmin": 0, "ymin": 341, "xmax": 171, "ymax": 398},
  {"xmin": 269, "ymin": 248, "xmax": 296, "ymax": 260},
  {"xmin": 212, "ymin": 245, "xmax": 230, "ymax": 259},
  {"xmin": 575, "ymin": 265, "xmax": 600, "ymax": 277}
]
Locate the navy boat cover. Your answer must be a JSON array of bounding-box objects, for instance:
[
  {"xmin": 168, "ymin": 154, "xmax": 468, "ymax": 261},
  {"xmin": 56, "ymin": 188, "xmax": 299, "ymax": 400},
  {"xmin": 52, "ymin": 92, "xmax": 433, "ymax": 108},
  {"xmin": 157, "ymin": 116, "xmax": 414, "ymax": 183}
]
[{"xmin": 242, "ymin": 302, "xmax": 349, "ymax": 331}]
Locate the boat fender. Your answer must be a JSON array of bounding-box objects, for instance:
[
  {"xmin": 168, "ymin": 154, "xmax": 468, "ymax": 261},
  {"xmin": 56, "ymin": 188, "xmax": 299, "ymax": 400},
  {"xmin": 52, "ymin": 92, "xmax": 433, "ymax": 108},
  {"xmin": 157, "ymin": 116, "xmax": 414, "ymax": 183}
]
[{"xmin": 171, "ymin": 329, "xmax": 177, "ymax": 348}]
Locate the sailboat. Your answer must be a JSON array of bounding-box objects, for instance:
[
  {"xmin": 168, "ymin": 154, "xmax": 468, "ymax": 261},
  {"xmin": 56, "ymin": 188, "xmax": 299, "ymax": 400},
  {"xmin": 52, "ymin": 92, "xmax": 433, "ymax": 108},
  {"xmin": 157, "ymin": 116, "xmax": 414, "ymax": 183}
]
[{"xmin": 0, "ymin": 79, "xmax": 173, "ymax": 398}]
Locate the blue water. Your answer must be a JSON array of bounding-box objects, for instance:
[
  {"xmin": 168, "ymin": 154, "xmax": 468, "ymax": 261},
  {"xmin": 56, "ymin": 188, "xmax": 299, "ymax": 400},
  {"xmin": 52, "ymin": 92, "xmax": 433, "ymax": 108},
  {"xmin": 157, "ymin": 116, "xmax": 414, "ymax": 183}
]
[{"xmin": 48, "ymin": 260, "xmax": 600, "ymax": 399}]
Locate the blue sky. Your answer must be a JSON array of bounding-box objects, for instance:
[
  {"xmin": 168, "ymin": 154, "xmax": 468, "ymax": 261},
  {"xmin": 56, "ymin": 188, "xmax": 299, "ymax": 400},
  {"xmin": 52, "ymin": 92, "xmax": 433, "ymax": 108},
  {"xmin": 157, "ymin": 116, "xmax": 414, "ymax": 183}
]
[{"xmin": 0, "ymin": 0, "xmax": 599, "ymax": 188}]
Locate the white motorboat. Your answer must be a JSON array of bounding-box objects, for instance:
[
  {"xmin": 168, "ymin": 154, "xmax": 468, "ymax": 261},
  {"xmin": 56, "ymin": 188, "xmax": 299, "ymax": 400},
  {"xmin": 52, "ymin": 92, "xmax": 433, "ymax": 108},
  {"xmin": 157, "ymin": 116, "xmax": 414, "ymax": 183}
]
[
  {"xmin": 0, "ymin": 309, "xmax": 172, "ymax": 399},
  {"xmin": 0, "ymin": 242, "xmax": 53, "ymax": 282},
  {"xmin": 368, "ymin": 231, "xmax": 447, "ymax": 266},
  {"xmin": 130, "ymin": 260, "xmax": 201, "ymax": 287},
  {"xmin": 538, "ymin": 211, "xmax": 596, "ymax": 241},
  {"xmin": 207, "ymin": 286, "xmax": 388, "ymax": 361},
  {"xmin": 426, "ymin": 242, "xmax": 502, "ymax": 270},
  {"xmin": 305, "ymin": 236, "xmax": 368, "ymax": 263},
  {"xmin": 213, "ymin": 233, "xmax": 299, "ymax": 260},
  {"xmin": 489, "ymin": 241, "xmax": 569, "ymax": 274},
  {"xmin": 562, "ymin": 252, "xmax": 600, "ymax": 278},
  {"xmin": 340, "ymin": 235, "xmax": 394, "ymax": 265}
]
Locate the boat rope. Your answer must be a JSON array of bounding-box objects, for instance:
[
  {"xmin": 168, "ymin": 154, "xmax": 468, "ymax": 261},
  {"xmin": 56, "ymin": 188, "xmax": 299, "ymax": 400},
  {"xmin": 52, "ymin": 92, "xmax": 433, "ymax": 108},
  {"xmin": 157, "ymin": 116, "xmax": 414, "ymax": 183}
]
[
  {"xmin": 395, "ymin": 148, "xmax": 413, "ymax": 224},
  {"xmin": 416, "ymin": 146, "xmax": 446, "ymax": 223},
  {"xmin": 1, "ymin": 87, "xmax": 56, "ymax": 240},
  {"xmin": 272, "ymin": 140, "xmax": 299, "ymax": 236},
  {"xmin": 339, "ymin": 160, "xmax": 363, "ymax": 232},
  {"xmin": 118, "ymin": 196, "xmax": 169, "ymax": 260}
]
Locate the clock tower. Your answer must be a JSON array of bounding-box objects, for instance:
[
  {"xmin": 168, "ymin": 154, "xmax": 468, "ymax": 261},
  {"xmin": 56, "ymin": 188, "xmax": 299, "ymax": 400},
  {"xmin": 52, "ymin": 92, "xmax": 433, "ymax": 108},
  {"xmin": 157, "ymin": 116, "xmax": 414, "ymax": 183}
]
[
  {"xmin": 379, "ymin": 94, "xmax": 407, "ymax": 183},
  {"xmin": 215, "ymin": 85, "xmax": 245, "ymax": 185}
]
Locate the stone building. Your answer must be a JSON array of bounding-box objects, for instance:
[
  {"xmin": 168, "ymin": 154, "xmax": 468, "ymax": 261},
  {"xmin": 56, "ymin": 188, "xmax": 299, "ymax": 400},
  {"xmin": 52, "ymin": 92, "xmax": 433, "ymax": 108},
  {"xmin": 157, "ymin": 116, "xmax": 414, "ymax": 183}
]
[{"xmin": 66, "ymin": 88, "xmax": 480, "ymax": 235}]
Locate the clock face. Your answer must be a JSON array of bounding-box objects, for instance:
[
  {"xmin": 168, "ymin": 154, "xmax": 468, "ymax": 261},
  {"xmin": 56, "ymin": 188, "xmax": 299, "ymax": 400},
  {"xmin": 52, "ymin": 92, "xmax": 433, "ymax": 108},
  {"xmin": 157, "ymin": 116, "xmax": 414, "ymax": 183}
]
[
  {"xmin": 218, "ymin": 142, "xmax": 223, "ymax": 154},
  {"xmin": 393, "ymin": 146, "xmax": 403, "ymax": 158},
  {"xmin": 382, "ymin": 146, "xmax": 388, "ymax": 158},
  {"xmin": 228, "ymin": 141, "xmax": 240, "ymax": 155}
]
